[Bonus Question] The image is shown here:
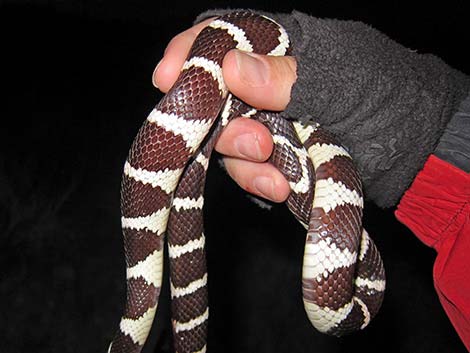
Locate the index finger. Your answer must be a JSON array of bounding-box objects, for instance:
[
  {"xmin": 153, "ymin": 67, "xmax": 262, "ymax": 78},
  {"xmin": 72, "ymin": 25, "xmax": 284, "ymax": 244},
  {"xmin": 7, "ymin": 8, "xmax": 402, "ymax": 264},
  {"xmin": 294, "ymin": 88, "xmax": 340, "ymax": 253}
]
[{"xmin": 152, "ymin": 18, "xmax": 216, "ymax": 92}]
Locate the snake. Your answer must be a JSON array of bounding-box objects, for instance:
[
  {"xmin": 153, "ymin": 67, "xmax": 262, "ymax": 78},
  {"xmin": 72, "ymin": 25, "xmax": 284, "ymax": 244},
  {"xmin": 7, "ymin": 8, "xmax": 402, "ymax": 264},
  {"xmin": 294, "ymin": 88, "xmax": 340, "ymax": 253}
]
[{"xmin": 108, "ymin": 11, "xmax": 386, "ymax": 353}]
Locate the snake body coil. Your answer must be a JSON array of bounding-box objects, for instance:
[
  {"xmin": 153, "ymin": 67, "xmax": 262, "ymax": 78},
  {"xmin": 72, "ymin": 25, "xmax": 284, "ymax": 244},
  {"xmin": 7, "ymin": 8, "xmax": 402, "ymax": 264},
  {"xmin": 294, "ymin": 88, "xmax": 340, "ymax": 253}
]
[{"xmin": 108, "ymin": 11, "xmax": 385, "ymax": 353}]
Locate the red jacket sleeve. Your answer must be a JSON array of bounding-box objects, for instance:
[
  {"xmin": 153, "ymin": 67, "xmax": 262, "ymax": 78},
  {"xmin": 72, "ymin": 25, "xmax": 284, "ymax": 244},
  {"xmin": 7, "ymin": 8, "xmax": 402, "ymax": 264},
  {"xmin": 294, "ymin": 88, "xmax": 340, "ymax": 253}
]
[{"xmin": 395, "ymin": 154, "xmax": 470, "ymax": 351}]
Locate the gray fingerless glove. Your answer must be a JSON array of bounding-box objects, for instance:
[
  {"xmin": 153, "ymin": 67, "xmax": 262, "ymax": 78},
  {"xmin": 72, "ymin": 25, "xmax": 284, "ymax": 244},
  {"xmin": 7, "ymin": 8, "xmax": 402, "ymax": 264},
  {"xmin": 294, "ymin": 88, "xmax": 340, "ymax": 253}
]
[{"xmin": 195, "ymin": 9, "xmax": 470, "ymax": 208}]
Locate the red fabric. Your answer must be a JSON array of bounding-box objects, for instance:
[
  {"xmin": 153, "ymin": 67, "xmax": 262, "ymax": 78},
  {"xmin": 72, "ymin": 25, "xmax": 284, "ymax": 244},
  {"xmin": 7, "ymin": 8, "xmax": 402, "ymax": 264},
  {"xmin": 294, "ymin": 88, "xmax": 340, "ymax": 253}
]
[{"xmin": 395, "ymin": 154, "xmax": 470, "ymax": 351}]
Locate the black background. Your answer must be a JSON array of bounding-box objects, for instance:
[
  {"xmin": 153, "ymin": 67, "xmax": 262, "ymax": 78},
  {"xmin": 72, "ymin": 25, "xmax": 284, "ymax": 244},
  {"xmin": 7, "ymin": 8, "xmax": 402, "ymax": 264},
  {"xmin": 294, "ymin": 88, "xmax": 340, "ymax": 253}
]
[{"xmin": 1, "ymin": 1, "xmax": 469, "ymax": 352}]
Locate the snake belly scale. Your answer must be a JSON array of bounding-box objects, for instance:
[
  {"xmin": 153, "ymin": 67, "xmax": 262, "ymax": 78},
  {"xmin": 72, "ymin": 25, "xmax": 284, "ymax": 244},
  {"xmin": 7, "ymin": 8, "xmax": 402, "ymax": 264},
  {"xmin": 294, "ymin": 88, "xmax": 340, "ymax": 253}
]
[{"xmin": 108, "ymin": 11, "xmax": 385, "ymax": 353}]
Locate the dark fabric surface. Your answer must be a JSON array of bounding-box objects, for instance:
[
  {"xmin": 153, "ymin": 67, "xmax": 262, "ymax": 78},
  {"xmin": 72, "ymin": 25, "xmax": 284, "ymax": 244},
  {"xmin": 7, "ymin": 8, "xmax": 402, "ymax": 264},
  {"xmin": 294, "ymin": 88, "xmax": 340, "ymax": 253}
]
[
  {"xmin": 435, "ymin": 94, "xmax": 470, "ymax": 172},
  {"xmin": 1, "ymin": 2, "xmax": 468, "ymax": 353}
]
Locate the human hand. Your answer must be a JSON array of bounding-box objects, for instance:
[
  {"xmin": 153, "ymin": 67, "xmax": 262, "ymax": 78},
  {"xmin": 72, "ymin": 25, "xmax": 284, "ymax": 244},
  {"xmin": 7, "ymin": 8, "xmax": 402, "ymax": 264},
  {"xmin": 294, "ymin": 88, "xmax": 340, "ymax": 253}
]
[{"xmin": 153, "ymin": 18, "xmax": 297, "ymax": 203}]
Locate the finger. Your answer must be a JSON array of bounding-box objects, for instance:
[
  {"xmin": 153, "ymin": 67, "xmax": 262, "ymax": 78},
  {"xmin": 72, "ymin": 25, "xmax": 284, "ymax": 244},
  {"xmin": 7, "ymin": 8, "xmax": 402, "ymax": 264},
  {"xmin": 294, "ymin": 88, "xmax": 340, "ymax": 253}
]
[
  {"xmin": 152, "ymin": 18, "xmax": 216, "ymax": 92},
  {"xmin": 223, "ymin": 157, "xmax": 290, "ymax": 203},
  {"xmin": 215, "ymin": 118, "xmax": 273, "ymax": 161},
  {"xmin": 222, "ymin": 50, "xmax": 297, "ymax": 111}
]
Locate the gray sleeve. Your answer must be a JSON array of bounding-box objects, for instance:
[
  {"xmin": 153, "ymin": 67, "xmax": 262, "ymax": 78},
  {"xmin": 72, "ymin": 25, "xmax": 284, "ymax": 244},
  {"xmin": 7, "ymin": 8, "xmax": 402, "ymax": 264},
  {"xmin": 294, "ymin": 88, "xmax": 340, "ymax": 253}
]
[
  {"xmin": 195, "ymin": 10, "xmax": 470, "ymax": 208},
  {"xmin": 434, "ymin": 93, "xmax": 470, "ymax": 172}
]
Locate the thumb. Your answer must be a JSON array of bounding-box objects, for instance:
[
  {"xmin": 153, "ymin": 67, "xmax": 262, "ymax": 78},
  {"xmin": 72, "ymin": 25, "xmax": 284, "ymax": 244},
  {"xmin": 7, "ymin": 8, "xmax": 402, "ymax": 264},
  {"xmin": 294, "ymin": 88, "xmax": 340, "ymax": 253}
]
[{"xmin": 222, "ymin": 49, "xmax": 297, "ymax": 111}]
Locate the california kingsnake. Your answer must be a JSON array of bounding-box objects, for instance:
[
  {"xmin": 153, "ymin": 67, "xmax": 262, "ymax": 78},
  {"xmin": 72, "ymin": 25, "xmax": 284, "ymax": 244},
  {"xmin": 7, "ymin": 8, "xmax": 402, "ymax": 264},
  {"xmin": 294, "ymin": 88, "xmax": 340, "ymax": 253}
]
[{"xmin": 108, "ymin": 11, "xmax": 385, "ymax": 353}]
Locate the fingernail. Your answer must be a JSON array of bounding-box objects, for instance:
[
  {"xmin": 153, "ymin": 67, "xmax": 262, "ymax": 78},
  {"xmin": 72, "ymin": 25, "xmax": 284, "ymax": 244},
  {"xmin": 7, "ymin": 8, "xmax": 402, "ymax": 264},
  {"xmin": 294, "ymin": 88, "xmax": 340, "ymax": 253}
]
[
  {"xmin": 253, "ymin": 176, "xmax": 276, "ymax": 200},
  {"xmin": 234, "ymin": 51, "xmax": 268, "ymax": 87},
  {"xmin": 152, "ymin": 59, "xmax": 163, "ymax": 88},
  {"xmin": 234, "ymin": 133, "xmax": 262, "ymax": 160}
]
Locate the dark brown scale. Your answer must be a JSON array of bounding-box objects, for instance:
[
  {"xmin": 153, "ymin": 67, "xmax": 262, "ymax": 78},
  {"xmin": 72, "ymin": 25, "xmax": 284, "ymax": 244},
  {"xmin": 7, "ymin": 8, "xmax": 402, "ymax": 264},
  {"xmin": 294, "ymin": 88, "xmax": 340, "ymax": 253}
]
[
  {"xmin": 229, "ymin": 98, "xmax": 258, "ymax": 117},
  {"xmin": 302, "ymin": 265, "xmax": 355, "ymax": 310},
  {"xmin": 168, "ymin": 209, "xmax": 204, "ymax": 247},
  {"xmin": 189, "ymin": 27, "xmax": 237, "ymax": 65},
  {"xmin": 169, "ymin": 249, "xmax": 207, "ymax": 288},
  {"xmin": 255, "ymin": 112, "xmax": 315, "ymax": 226},
  {"xmin": 172, "ymin": 163, "xmax": 208, "ymax": 201},
  {"xmin": 123, "ymin": 228, "xmax": 164, "ymax": 267},
  {"xmin": 123, "ymin": 277, "xmax": 160, "ymax": 319},
  {"xmin": 302, "ymin": 125, "xmax": 339, "ymax": 149},
  {"xmin": 308, "ymin": 206, "xmax": 362, "ymax": 252},
  {"xmin": 171, "ymin": 286, "xmax": 209, "ymax": 323},
  {"xmin": 315, "ymin": 156, "xmax": 362, "ymax": 195},
  {"xmin": 224, "ymin": 12, "xmax": 286, "ymax": 54},
  {"xmin": 128, "ymin": 121, "xmax": 190, "ymax": 171},
  {"xmin": 160, "ymin": 68, "xmax": 223, "ymax": 119},
  {"xmin": 121, "ymin": 177, "xmax": 171, "ymax": 218}
]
